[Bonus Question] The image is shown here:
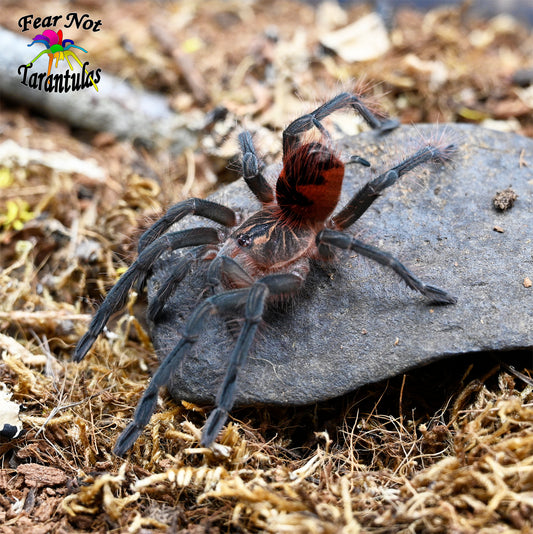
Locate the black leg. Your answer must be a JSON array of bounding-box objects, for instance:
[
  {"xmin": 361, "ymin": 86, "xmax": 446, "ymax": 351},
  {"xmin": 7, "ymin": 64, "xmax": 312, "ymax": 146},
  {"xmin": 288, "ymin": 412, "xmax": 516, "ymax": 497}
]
[
  {"xmin": 74, "ymin": 227, "xmax": 221, "ymax": 362},
  {"xmin": 114, "ymin": 270, "xmax": 305, "ymax": 454},
  {"xmin": 239, "ymin": 131, "xmax": 274, "ymax": 204},
  {"xmin": 333, "ymin": 142, "xmax": 457, "ymax": 230},
  {"xmin": 207, "ymin": 254, "xmax": 254, "ymax": 293},
  {"xmin": 201, "ymin": 272, "xmax": 305, "ymax": 446},
  {"xmin": 317, "ymin": 228, "xmax": 457, "ymax": 304},
  {"xmin": 138, "ymin": 198, "xmax": 236, "ymax": 253},
  {"xmin": 201, "ymin": 283, "xmax": 268, "ymax": 446},
  {"xmin": 147, "ymin": 245, "xmax": 217, "ymax": 321},
  {"xmin": 113, "ymin": 287, "xmax": 252, "ymax": 456},
  {"xmin": 282, "ymin": 92, "xmax": 399, "ymax": 156}
]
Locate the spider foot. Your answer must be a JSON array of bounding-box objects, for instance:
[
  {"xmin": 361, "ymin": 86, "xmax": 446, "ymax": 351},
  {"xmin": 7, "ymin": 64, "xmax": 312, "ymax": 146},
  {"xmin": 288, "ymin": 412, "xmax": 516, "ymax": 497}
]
[
  {"xmin": 377, "ymin": 118, "xmax": 399, "ymax": 134},
  {"xmin": 113, "ymin": 421, "xmax": 144, "ymax": 457},
  {"xmin": 201, "ymin": 408, "xmax": 229, "ymax": 447},
  {"xmin": 113, "ymin": 386, "xmax": 160, "ymax": 456},
  {"xmin": 422, "ymin": 284, "xmax": 457, "ymax": 305},
  {"xmin": 73, "ymin": 329, "xmax": 99, "ymax": 362}
]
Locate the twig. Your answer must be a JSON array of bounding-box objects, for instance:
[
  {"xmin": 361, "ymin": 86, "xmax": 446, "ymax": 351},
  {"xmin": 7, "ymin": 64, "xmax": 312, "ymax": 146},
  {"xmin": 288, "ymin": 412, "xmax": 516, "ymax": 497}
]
[{"xmin": 0, "ymin": 310, "xmax": 91, "ymax": 328}]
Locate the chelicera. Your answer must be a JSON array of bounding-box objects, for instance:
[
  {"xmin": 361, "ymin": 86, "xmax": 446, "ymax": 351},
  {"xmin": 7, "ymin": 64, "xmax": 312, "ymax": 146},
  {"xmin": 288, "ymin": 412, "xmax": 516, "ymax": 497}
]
[{"xmin": 74, "ymin": 92, "xmax": 457, "ymax": 455}]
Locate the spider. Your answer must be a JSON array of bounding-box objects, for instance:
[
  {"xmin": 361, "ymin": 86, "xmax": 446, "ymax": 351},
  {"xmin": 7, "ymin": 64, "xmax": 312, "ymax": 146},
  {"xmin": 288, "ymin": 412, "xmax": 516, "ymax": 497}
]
[{"xmin": 74, "ymin": 92, "xmax": 457, "ymax": 455}]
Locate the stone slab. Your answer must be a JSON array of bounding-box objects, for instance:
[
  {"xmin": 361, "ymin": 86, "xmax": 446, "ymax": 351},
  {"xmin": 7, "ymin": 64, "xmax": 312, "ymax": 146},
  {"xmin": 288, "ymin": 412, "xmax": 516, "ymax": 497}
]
[{"xmin": 147, "ymin": 124, "xmax": 533, "ymax": 406}]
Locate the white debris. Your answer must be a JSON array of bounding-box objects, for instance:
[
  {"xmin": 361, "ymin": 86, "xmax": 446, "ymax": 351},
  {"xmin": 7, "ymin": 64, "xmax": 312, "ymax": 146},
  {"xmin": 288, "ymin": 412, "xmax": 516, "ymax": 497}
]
[
  {"xmin": 0, "ymin": 139, "xmax": 106, "ymax": 181},
  {"xmin": 480, "ymin": 118, "xmax": 521, "ymax": 133},
  {"xmin": 320, "ymin": 12, "xmax": 390, "ymax": 62},
  {"xmin": 0, "ymin": 382, "xmax": 23, "ymax": 439},
  {"xmin": 403, "ymin": 54, "xmax": 449, "ymax": 91}
]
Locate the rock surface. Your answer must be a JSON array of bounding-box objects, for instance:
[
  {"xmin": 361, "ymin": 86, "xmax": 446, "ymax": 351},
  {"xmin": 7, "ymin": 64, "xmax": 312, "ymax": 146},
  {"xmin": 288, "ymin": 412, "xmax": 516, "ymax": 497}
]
[{"xmin": 147, "ymin": 124, "xmax": 533, "ymax": 406}]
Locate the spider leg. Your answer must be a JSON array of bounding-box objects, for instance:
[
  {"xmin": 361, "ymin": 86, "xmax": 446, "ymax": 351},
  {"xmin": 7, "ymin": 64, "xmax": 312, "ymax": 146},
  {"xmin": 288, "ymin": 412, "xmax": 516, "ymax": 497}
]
[
  {"xmin": 207, "ymin": 254, "xmax": 255, "ymax": 293},
  {"xmin": 74, "ymin": 227, "xmax": 221, "ymax": 362},
  {"xmin": 113, "ymin": 287, "xmax": 252, "ymax": 456},
  {"xmin": 317, "ymin": 228, "xmax": 457, "ymax": 304},
  {"xmin": 201, "ymin": 272, "xmax": 305, "ymax": 446},
  {"xmin": 333, "ymin": 142, "xmax": 457, "ymax": 230},
  {"xmin": 115, "ymin": 270, "xmax": 304, "ymax": 454},
  {"xmin": 137, "ymin": 198, "xmax": 236, "ymax": 253},
  {"xmin": 63, "ymin": 52, "xmax": 74, "ymax": 71},
  {"xmin": 147, "ymin": 245, "xmax": 218, "ymax": 321},
  {"xmin": 282, "ymin": 92, "xmax": 398, "ymax": 156},
  {"xmin": 239, "ymin": 131, "xmax": 274, "ymax": 203}
]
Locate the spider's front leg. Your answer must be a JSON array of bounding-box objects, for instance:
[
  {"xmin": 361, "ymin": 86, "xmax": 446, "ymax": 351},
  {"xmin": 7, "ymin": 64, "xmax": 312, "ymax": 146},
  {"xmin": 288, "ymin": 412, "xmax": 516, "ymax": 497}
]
[
  {"xmin": 282, "ymin": 91, "xmax": 398, "ymax": 156},
  {"xmin": 74, "ymin": 196, "xmax": 238, "ymax": 362},
  {"xmin": 74, "ymin": 227, "xmax": 223, "ymax": 362},
  {"xmin": 113, "ymin": 261, "xmax": 305, "ymax": 454},
  {"xmin": 147, "ymin": 244, "xmax": 220, "ymax": 321},
  {"xmin": 113, "ymin": 286, "xmax": 251, "ymax": 456},
  {"xmin": 138, "ymin": 198, "xmax": 236, "ymax": 252}
]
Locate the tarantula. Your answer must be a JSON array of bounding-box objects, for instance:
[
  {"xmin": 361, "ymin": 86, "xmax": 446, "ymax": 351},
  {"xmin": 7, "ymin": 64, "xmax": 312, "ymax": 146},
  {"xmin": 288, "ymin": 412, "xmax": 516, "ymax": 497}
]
[{"xmin": 74, "ymin": 92, "xmax": 457, "ymax": 455}]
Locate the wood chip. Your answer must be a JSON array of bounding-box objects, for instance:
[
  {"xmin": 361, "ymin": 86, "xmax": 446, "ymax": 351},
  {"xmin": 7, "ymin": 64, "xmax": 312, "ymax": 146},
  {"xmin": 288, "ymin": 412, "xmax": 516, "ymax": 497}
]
[{"xmin": 17, "ymin": 464, "xmax": 67, "ymax": 487}]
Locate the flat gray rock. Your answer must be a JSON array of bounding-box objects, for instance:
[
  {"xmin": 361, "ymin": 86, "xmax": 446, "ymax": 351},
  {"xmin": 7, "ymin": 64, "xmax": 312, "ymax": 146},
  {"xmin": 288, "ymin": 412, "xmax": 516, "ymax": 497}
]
[{"xmin": 147, "ymin": 124, "xmax": 533, "ymax": 406}]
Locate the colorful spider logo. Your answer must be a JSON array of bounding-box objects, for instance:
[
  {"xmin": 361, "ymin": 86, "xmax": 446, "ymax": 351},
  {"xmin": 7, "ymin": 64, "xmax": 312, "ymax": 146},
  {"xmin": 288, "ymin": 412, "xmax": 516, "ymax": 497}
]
[{"xmin": 26, "ymin": 29, "xmax": 98, "ymax": 91}]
